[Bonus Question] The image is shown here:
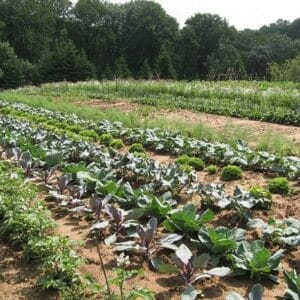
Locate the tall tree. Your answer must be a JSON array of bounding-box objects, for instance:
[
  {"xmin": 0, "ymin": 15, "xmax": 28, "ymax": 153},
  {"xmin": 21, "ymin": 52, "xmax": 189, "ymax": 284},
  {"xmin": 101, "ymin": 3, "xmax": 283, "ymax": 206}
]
[
  {"xmin": 0, "ymin": 42, "xmax": 25, "ymax": 88},
  {"xmin": 69, "ymin": 0, "xmax": 120, "ymax": 77},
  {"xmin": 40, "ymin": 38, "xmax": 95, "ymax": 83},
  {"xmin": 119, "ymin": 0, "xmax": 179, "ymax": 77},
  {"xmin": 0, "ymin": 0, "xmax": 70, "ymax": 62},
  {"xmin": 177, "ymin": 13, "xmax": 234, "ymax": 79},
  {"xmin": 155, "ymin": 44, "xmax": 177, "ymax": 79}
]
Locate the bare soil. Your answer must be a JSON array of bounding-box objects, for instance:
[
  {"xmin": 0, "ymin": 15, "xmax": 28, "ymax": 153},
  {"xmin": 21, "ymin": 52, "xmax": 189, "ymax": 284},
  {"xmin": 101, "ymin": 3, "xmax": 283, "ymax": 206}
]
[{"xmin": 0, "ymin": 240, "xmax": 57, "ymax": 300}]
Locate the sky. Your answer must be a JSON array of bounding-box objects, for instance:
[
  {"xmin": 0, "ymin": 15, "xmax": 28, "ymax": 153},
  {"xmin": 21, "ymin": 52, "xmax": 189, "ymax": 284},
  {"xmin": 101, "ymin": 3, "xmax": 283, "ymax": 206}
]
[{"xmin": 72, "ymin": 0, "xmax": 300, "ymax": 30}]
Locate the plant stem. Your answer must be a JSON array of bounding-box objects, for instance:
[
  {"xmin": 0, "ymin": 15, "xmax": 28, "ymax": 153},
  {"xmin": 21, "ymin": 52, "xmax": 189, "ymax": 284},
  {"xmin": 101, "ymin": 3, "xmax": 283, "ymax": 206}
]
[{"xmin": 94, "ymin": 237, "xmax": 112, "ymax": 298}]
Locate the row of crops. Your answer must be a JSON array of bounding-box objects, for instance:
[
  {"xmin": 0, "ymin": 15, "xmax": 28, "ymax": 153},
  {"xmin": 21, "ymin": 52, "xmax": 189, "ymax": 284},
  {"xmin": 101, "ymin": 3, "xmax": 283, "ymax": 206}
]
[
  {"xmin": 0, "ymin": 101, "xmax": 299, "ymax": 299},
  {"xmin": 20, "ymin": 80, "xmax": 300, "ymax": 125}
]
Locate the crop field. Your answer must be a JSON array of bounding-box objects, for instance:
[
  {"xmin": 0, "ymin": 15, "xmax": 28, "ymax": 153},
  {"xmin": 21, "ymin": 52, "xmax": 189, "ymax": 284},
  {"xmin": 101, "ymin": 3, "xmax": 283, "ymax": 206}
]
[{"xmin": 0, "ymin": 80, "xmax": 299, "ymax": 300}]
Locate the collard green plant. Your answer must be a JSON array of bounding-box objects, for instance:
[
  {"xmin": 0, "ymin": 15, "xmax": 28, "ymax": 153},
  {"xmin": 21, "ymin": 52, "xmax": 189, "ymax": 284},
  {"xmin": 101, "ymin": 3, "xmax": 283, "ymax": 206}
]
[
  {"xmin": 227, "ymin": 240, "xmax": 284, "ymax": 282},
  {"xmin": 226, "ymin": 284, "xmax": 264, "ymax": 300},
  {"xmin": 195, "ymin": 226, "xmax": 245, "ymax": 265},
  {"xmin": 163, "ymin": 204, "xmax": 214, "ymax": 234},
  {"xmin": 282, "ymin": 270, "xmax": 300, "ymax": 300},
  {"xmin": 248, "ymin": 217, "xmax": 300, "ymax": 247}
]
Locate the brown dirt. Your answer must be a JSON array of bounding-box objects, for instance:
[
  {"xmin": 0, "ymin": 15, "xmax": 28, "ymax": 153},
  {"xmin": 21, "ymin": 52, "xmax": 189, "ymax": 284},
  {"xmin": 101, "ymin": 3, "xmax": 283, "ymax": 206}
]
[{"xmin": 0, "ymin": 240, "xmax": 57, "ymax": 300}]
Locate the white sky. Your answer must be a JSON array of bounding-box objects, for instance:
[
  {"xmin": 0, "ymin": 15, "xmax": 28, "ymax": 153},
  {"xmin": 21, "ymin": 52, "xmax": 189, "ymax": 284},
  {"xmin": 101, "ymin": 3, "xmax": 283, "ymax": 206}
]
[{"xmin": 71, "ymin": 0, "xmax": 300, "ymax": 30}]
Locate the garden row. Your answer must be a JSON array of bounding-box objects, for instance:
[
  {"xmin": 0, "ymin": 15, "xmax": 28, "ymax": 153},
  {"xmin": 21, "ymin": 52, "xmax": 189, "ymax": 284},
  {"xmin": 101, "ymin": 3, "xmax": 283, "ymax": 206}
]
[
  {"xmin": 21, "ymin": 80, "xmax": 300, "ymax": 125},
  {"xmin": 0, "ymin": 100, "xmax": 299, "ymax": 180},
  {"xmin": 0, "ymin": 111, "xmax": 299, "ymax": 298}
]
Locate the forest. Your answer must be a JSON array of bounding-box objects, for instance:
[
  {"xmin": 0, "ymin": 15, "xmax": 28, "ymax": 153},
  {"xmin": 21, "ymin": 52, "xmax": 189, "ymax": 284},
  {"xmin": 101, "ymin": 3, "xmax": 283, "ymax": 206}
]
[{"xmin": 0, "ymin": 0, "xmax": 300, "ymax": 88}]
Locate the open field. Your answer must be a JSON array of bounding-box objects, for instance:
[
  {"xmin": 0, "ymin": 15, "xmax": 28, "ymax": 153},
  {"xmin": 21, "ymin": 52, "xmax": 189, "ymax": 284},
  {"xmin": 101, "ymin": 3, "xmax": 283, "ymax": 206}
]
[{"xmin": 0, "ymin": 81, "xmax": 299, "ymax": 299}]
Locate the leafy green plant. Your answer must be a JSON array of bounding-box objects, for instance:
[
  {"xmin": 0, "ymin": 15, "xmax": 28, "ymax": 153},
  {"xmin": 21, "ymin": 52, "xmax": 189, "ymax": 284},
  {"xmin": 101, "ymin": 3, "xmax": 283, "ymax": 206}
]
[
  {"xmin": 227, "ymin": 240, "xmax": 284, "ymax": 282},
  {"xmin": 152, "ymin": 244, "xmax": 231, "ymax": 299},
  {"xmin": 176, "ymin": 155, "xmax": 204, "ymax": 171},
  {"xmin": 79, "ymin": 129, "xmax": 99, "ymax": 141},
  {"xmin": 129, "ymin": 143, "xmax": 145, "ymax": 153},
  {"xmin": 110, "ymin": 139, "xmax": 124, "ymax": 149},
  {"xmin": 207, "ymin": 165, "xmax": 217, "ymax": 174},
  {"xmin": 176, "ymin": 154, "xmax": 190, "ymax": 165},
  {"xmin": 99, "ymin": 133, "xmax": 114, "ymax": 146},
  {"xmin": 188, "ymin": 157, "xmax": 205, "ymax": 171},
  {"xmin": 249, "ymin": 186, "xmax": 272, "ymax": 201},
  {"xmin": 268, "ymin": 177, "xmax": 290, "ymax": 194},
  {"xmin": 248, "ymin": 217, "xmax": 300, "ymax": 247},
  {"xmin": 226, "ymin": 284, "xmax": 264, "ymax": 300},
  {"xmin": 103, "ymin": 253, "xmax": 155, "ymax": 300},
  {"xmin": 282, "ymin": 269, "xmax": 300, "ymax": 300},
  {"xmin": 164, "ymin": 204, "xmax": 214, "ymax": 234},
  {"xmin": 114, "ymin": 218, "xmax": 182, "ymax": 259},
  {"xmin": 195, "ymin": 227, "xmax": 245, "ymax": 265},
  {"xmin": 221, "ymin": 165, "xmax": 242, "ymax": 181}
]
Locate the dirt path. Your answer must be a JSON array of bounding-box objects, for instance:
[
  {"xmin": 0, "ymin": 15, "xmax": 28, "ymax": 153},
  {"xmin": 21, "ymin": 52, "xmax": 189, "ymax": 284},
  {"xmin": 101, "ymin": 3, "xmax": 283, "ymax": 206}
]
[
  {"xmin": 0, "ymin": 241, "xmax": 56, "ymax": 300},
  {"xmin": 77, "ymin": 98, "xmax": 300, "ymax": 145}
]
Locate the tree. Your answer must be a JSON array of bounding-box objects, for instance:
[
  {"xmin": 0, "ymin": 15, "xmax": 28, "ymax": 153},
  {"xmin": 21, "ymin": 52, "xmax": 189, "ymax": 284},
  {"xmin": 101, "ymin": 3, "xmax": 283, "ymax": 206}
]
[
  {"xmin": 103, "ymin": 65, "xmax": 114, "ymax": 80},
  {"xmin": 155, "ymin": 44, "xmax": 176, "ymax": 79},
  {"xmin": 207, "ymin": 40, "xmax": 246, "ymax": 80},
  {"xmin": 114, "ymin": 56, "xmax": 131, "ymax": 79},
  {"xmin": 0, "ymin": 0, "xmax": 69, "ymax": 62},
  {"xmin": 0, "ymin": 42, "xmax": 25, "ymax": 88},
  {"xmin": 269, "ymin": 55, "xmax": 300, "ymax": 82},
  {"xmin": 140, "ymin": 58, "xmax": 152, "ymax": 79},
  {"xmin": 119, "ymin": 0, "xmax": 179, "ymax": 76},
  {"xmin": 177, "ymin": 13, "xmax": 234, "ymax": 79},
  {"xmin": 69, "ymin": 0, "xmax": 119, "ymax": 77},
  {"xmin": 40, "ymin": 38, "xmax": 95, "ymax": 82}
]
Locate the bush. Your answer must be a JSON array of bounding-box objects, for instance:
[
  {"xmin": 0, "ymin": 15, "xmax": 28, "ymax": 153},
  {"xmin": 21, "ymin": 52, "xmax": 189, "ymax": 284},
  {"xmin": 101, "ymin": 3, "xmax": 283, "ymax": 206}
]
[
  {"xmin": 110, "ymin": 139, "xmax": 124, "ymax": 149},
  {"xmin": 129, "ymin": 143, "xmax": 145, "ymax": 153},
  {"xmin": 268, "ymin": 177, "xmax": 290, "ymax": 194},
  {"xmin": 207, "ymin": 165, "xmax": 217, "ymax": 175},
  {"xmin": 221, "ymin": 165, "xmax": 242, "ymax": 181},
  {"xmin": 99, "ymin": 133, "xmax": 113, "ymax": 146}
]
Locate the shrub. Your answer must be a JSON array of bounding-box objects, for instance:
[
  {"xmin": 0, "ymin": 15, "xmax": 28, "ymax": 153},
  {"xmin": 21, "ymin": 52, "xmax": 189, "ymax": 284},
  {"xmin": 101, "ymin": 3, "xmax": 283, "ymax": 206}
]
[
  {"xmin": 221, "ymin": 165, "xmax": 242, "ymax": 181},
  {"xmin": 268, "ymin": 177, "xmax": 290, "ymax": 195},
  {"xmin": 110, "ymin": 139, "xmax": 124, "ymax": 149},
  {"xmin": 188, "ymin": 157, "xmax": 204, "ymax": 171},
  {"xmin": 99, "ymin": 133, "xmax": 113, "ymax": 146},
  {"xmin": 129, "ymin": 143, "xmax": 145, "ymax": 153},
  {"xmin": 207, "ymin": 165, "xmax": 217, "ymax": 175}
]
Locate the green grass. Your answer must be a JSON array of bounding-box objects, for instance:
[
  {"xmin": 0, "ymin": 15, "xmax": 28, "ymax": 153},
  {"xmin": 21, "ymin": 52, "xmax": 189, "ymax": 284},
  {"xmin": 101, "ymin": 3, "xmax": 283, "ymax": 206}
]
[{"xmin": 1, "ymin": 82, "xmax": 299, "ymax": 156}]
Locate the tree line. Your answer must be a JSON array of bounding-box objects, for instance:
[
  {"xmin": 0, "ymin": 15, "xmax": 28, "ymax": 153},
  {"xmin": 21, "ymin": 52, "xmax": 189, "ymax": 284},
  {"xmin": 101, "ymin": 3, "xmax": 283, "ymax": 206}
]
[{"xmin": 0, "ymin": 0, "xmax": 299, "ymax": 88}]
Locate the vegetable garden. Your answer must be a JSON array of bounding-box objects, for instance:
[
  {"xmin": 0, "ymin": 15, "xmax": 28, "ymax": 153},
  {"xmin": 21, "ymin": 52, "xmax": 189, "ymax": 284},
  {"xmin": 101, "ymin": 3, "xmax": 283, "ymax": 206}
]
[{"xmin": 0, "ymin": 91, "xmax": 299, "ymax": 299}]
